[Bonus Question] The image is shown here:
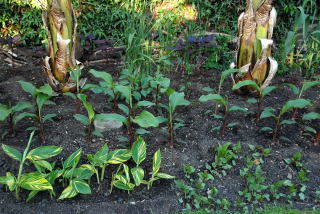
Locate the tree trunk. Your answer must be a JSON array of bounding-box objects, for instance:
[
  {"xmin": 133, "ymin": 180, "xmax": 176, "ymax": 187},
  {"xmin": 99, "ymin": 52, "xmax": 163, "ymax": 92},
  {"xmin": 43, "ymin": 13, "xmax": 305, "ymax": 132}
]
[
  {"xmin": 43, "ymin": 0, "xmax": 79, "ymax": 92},
  {"xmin": 233, "ymin": 0, "xmax": 278, "ymax": 92}
]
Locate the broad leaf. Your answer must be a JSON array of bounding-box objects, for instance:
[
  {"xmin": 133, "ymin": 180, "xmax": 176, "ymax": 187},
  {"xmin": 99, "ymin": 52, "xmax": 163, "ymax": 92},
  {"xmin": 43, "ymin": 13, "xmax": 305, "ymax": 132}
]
[
  {"xmin": 27, "ymin": 146, "xmax": 62, "ymax": 160},
  {"xmin": 12, "ymin": 102, "xmax": 33, "ymax": 113},
  {"xmin": 261, "ymin": 86, "xmax": 277, "ymax": 97},
  {"xmin": 169, "ymin": 92, "xmax": 190, "ymax": 113},
  {"xmin": 37, "ymin": 84, "xmax": 53, "ymax": 96},
  {"xmin": 199, "ymin": 94, "xmax": 226, "ymax": 107},
  {"xmin": 74, "ymin": 114, "xmax": 90, "ymax": 125},
  {"xmin": 156, "ymin": 173, "xmax": 175, "ymax": 179},
  {"xmin": 135, "ymin": 101, "xmax": 155, "ymax": 108},
  {"xmin": 5, "ymin": 172, "xmax": 17, "ymax": 191},
  {"xmin": 18, "ymin": 80, "xmax": 36, "ymax": 97},
  {"xmin": 63, "ymin": 148, "xmax": 82, "ymax": 169},
  {"xmin": 0, "ymin": 104, "xmax": 10, "ymax": 121},
  {"xmin": 221, "ymin": 69, "xmax": 239, "ymax": 82},
  {"xmin": 89, "ymin": 69, "xmax": 113, "ymax": 86},
  {"xmin": 115, "ymin": 85, "xmax": 131, "ymax": 103},
  {"xmin": 95, "ymin": 113, "xmax": 127, "ymax": 123},
  {"xmin": 280, "ymin": 120, "xmax": 296, "ymax": 125},
  {"xmin": 118, "ymin": 104, "xmax": 129, "ymax": 115},
  {"xmin": 95, "ymin": 144, "xmax": 109, "ymax": 162},
  {"xmin": 43, "ymin": 113, "xmax": 57, "ymax": 122},
  {"xmin": 59, "ymin": 184, "xmax": 78, "ymax": 199},
  {"xmin": 229, "ymin": 106, "xmax": 247, "ymax": 112},
  {"xmin": 132, "ymin": 137, "xmax": 146, "ymax": 166},
  {"xmin": 301, "ymin": 81, "xmax": 320, "ymax": 93},
  {"xmin": 280, "ymin": 99, "xmax": 312, "ymax": 116},
  {"xmin": 132, "ymin": 111, "xmax": 160, "ymax": 128},
  {"xmin": 131, "ymin": 167, "xmax": 144, "ymax": 186},
  {"xmin": 2, "ymin": 144, "xmax": 22, "ymax": 162},
  {"xmin": 36, "ymin": 93, "xmax": 50, "ymax": 112},
  {"xmin": 106, "ymin": 149, "xmax": 131, "ymax": 164},
  {"xmin": 232, "ymin": 80, "xmax": 259, "ymax": 91},
  {"xmin": 14, "ymin": 112, "xmax": 37, "ymax": 124},
  {"xmin": 71, "ymin": 179, "xmax": 91, "ymax": 194},
  {"xmin": 20, "ymin": 173, "xmax": 52, "ymax": 191},
  {"xmin": 302, "ymin": 112, "xmax": 320, "ymax": 121},
  {"xmin": 113, "ymin": 180, "xmax": 134, "ymax": 191},
  {"xmin": 260, "ymin": 109, "xmax": 276, "ymax": 119},
  {"xmin": 152, "ymin": 149, "xmax": 161, "ymax": 175}
]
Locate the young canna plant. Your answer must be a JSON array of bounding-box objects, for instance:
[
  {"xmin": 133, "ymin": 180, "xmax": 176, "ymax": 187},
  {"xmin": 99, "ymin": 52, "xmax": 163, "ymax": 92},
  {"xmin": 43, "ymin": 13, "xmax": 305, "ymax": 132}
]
[
  {"xmin": 232, "ymin": 80, "xmax": 277, "ymax": 120},
  {"xmin": 73, "ymin": 94, "xmax": 101, "ymax": 143},
  {"xmin": 58, "ymin": 148, "xmax": 95, "ymax": 200},
  {"xmin": 302, "ymin": 112, "xmax": 320, "ymax": 146},
  {"xmin": 17, "ymin": 81, "xmax": 56, "ymax": 143},
  {"xmin": 95, "ymin": 84, "xmax": 160, "ymax": 146},
  {"xmin": 199, "ymin": 94, "xmax": 247, "ymax": 136},
  {"xmin": 260, "ymin": 99, "xmax": 312, "ymax": 142},
  {"xmin": 150, "ymin": 71, "xmax": 171, "ymax": 106},
  {"xmin": 89, "ymin": 69, "xmax": 119, "ymax": 110},
  {"xmin": 64, "ymin": 67, "xmax": 95, "ymax": 114},
  {"xmin": 283, "ymin": 80, "xmax": 320, "ymax": 120},
  {"xmin": 87, "ymin": 145, "xmax": 131, "ymax": 183},
  {"xmin": 0, "ymin": 131, "xmax": 62, "ymax": 201},
  {"xmin": 0, "ymin": 102, "xmax": 33, "ymax": 136},
  {"xmin": 160, "ymin": 91, "xmax": 190, "ymax": 147}
]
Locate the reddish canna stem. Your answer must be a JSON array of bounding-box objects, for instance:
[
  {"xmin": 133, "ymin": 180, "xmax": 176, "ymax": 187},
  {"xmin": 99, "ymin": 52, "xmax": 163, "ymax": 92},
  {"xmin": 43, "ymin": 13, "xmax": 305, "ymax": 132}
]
[
  {"xmin": 169, "ymin": 121, "xmax": 174, "ymax": 148},
  {"xmin": 272, "ymin": 119, "xmax": 280, "ymax": 142},
  {"xmin": 75, "ymin": 98, "xmax": 81, "ymax": 114},
  {"xmin": 112, "ymin": 90, "xmax": 117, "ymax": 110},
  {"xmin": 220, "ymin": 108, "xmax": 228, "ymax": 136},
  {"xmin": 8, "ymin": 114, "xmax": 15, "ymax": 136},
  {"xmin": 87, "ymin": 123, "xmax": 93, "ymax": 143},
  {"xmin": 256, "ymin": 97, "xmax": 263, "ymax": 121},
  {"xmin": 128, "ymin": 106, "xmax": 135, "ymax": 147},
  {"xmin": 315, "ymin": 132, "xmax": 320, "ymax": 146},
  {"xmin": 155, "ymin": 85, "xmax": 159, "ymax": 106},
  {"xmin": 291, "ymin": 108, "xmax": 298, "ymax": 120}
]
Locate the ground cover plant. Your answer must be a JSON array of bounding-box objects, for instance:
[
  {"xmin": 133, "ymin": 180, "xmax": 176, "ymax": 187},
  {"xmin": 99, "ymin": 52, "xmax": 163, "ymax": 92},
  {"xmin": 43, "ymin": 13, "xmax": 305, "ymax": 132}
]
[{"xmin": 0, "ymin": 0, "xmax": 320, "ymax": 213}]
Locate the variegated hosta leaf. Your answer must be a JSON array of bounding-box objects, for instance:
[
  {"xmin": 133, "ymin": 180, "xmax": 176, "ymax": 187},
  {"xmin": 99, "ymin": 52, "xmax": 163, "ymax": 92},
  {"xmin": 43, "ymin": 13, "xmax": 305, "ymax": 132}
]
[
  {"xmin": 152, "ymin": 149, "xmax": 161, "ymax": 175},
  {"xmin": 131, "ymin": 167, "xmax": 145, "ymax": 186},
  {"xmin": 59, "ymin": 184, "xmax": 78, "ymax": 200},
  {"xmin": 27, "ymin": 146, "xmax": 63, "ymax": 160},
  {"xmin": 71, "ymin": 179, "xmax": 91, "ymax": 194},
  {"xmin": 113, "ymin": 180, "xmax": 135, "ymax": 191}
]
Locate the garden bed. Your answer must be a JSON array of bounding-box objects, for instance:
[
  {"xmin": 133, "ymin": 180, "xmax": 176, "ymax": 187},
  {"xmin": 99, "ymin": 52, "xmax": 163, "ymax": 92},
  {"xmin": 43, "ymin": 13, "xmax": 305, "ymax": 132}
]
[{"xmin": 0, "ymin": 47, "xmax": 320, "ymax": 214}]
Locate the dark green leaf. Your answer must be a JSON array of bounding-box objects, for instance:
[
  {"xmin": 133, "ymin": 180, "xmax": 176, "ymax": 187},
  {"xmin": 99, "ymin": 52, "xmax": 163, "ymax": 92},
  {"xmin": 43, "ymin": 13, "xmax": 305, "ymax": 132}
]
[
  {"xmin": 18, "ymin": 80, "xmax": 36, "ymax": 97},
  {"xmin": 132, "ymin": 111, "xmax": 160, "ymax": 128},
  {"xmin": 74, "ymin": 114, "xmax": 90, "ymax": 125},
  {"xmin": 71, "ymin": 179, "xmax": 91, "ymax": 194}
]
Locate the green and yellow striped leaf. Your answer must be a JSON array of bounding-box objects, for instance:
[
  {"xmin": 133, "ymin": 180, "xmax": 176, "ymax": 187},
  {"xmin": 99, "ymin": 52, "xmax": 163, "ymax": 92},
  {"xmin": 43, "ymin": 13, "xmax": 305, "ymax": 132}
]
[
  {"xmin": 131, "ymin": 167, "xmax": 144, "ymax": 186},
  {"xmin": 152, "ymin": 149, "xmax": 161, "ymax": 175},
  {"xmin": 106, "ymin": 149, "xmax": 131, "ymax": 164},
  {"xmin": 132, "ymin": 137, "xmax": 146, "ymax": 166},
  {"xmin": 27, "ymin": 146, "xmax": 62, "ymax": 160},
  {"xmin": 59, "ymin": 184, "xmax": 78, "ymax": 200},
  {"xmin": 71, "ymin": 179, "xmax": 91, "ymax": 194},
  {"xmin": 1, "ymin": 144, "xmax": 22, "ymax": 162},
  {"xmin": 20, "ymin": 173, "xmax": 52, "ymax": 191}
]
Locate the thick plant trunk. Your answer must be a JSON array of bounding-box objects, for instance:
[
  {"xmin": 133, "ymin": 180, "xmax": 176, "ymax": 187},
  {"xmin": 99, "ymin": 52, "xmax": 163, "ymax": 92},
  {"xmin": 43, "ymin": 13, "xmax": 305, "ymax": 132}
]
[
  {"xmin": 232, "ymin": 0, "xmax": 278, "ymax": 92},
  {"xmin": 43, "ymin": 0, "xmax": 78, "ymax": 92}
]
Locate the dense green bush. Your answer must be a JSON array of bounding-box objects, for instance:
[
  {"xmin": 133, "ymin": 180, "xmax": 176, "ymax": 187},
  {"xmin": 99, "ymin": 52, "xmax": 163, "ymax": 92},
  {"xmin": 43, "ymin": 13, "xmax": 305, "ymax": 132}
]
[{"xmin": 0, "ymin": 0, "xmax": 312, "ymax": 46}]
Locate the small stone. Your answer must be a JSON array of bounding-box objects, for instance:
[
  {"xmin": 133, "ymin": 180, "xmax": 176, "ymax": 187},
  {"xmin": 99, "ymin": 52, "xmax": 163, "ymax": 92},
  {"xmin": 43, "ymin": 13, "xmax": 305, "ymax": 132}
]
[
  {"xmin": 94, "ymin": 120, "xmax": 123, "ymax": 132},
  {"xmin": 287, "ymin": 173, "xmax": 293, "ymax": 179}
]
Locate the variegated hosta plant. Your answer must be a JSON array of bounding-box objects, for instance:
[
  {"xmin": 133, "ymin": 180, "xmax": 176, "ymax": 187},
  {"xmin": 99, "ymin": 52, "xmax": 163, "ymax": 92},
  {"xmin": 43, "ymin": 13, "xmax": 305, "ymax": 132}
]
[
  {"xmin": 231, "ymin": 0, "xmax": 278, "ymax": 92},
  {"xmin": 43, "ymin": 0, "xmax": 79, "ymax": 92}
]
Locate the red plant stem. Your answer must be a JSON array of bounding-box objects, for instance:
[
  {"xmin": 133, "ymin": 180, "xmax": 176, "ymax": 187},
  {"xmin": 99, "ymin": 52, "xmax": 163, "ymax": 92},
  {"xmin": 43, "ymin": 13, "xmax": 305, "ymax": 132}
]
[
  {"xmin": 256, "ymin": 97, "xmax": 263, "ymax": 121},
  {"xmin": 87, "ymin": 123, "xmax": 93, "ymax": 143},
  {"xmin": 272, "ymin": 119, "xmax": 280, "ymax": 142},
  {"xmin": 169, "ymin": 120, "xmax": 174, "ymax": 148},
  {"xmin": 315, "ymin": 132, "xmax": 320, "ymax": 146},
  {"xmin": 128, "ymin": 106, "xmax": 135, "ymax": 147},
  {"xmin": 112, "ymin": 90, "xmax": 117, "ymax": 110},
  {"xmin": 291, "ymin": 108, "xmax": 298, "ymax": 120},
  {"xmin": 8, "ymin": 114, "xmax": 15, "ymax": 136},
  {"xmin": 155, "ymin": 85, "xmax": 159, "ymax": 106},
  {"xmin": 75, "ymin": 98, "xmax": 81, "ymax": 114},
  {"xmin": 220, "ymin": 108, "xmax": 228, "ymax": 136}
]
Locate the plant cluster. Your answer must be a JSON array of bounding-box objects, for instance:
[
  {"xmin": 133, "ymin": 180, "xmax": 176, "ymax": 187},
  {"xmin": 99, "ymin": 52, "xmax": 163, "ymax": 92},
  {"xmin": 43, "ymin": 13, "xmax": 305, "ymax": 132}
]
[
  {"xmin": 0, "ymin": 132, "xmax": 174, "ymax": 201},
  {"xmin": 176, "ymin": 142, "xmax": 318, "ymax": 213}
]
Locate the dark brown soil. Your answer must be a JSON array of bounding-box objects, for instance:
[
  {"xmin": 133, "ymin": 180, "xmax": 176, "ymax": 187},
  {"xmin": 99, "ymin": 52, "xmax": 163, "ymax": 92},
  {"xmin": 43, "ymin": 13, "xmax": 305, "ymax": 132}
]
[{"xmin": 0, "ymin": 47, "xmax": 320, "ymax": 214}]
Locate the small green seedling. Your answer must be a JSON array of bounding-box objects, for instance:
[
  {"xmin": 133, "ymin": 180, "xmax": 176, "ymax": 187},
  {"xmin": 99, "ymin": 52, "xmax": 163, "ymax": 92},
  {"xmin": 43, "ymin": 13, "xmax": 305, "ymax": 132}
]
[
  {"xmin": 89, "ymin": 69, "xmax": 119, "ymax": 110},
  {"xmin": 0, "ymin": 131, "xmax": 62, "ymax": 201},
  {"xmin": 17, "ymin": 81, "xmax": 56, "ymax": 143},
  {"xmin": 64, "ymin": 67, "xmax": 95, "ymax": 113},
  {"xmin": 302, "ymin": 112, "xmax": 320, "ymax": 145},
  {"xmin": 199, "ymin": 94, "xmax": 247, "ymax": 136},
  {"xmin": 0, "ymin": 102, "xmax": 33, "ymax": 136},
  {"xmin": 73, "ymin": 94, "xmax": 101, "ymax": 143},
  {"xmin": 232, "ymin": 80, "xmax": 277, "ymax": 120},
  {"xmin": 283, "ymin": 80, "xmax": 320, "ymax": 120},
  {"xmin": 160, "ymin": 91, "xmax": 190, "ymax": 147},
  {"xmin": 260, "ymin": 98, "xmax": 312, "ymax": 142},
  {"xmin": 284, "ymin": 152, "xmax": 309, "ymax": 183},
  {"xmin": 59, "ymin": 148, "xmax": 95, "ymax": 200},
  {"xmin": 96, "ymin": 84, "xmax": 160, "ymax": 146}
]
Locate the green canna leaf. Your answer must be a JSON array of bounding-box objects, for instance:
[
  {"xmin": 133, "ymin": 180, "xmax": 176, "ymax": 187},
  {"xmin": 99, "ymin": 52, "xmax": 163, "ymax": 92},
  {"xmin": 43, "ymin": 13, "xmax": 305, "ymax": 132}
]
[
  {"xmin": 59, "ymin": 184, "xmax": 78, "ymax": 200},
  {"xmin": 106, "ymin": 149, "xmax": 131, "ymax": 164},
  {"xmin": 132, "ymin": 111, "xmax": 160, "ymax": 128},
  {"xmin": 152, "ymin": 149, "xmax": 161, "ymax": 175},
  {"xmin": 131, "ymin": 167, "xmax": 144, "ymax": 186},
  {"xmin": 27, "ymin": 146, "xmax": 62, "ymax": 160},
  {"xmin": 71, "ymin": 179, "xmax": 91, "ymax": 194},
  {"xmin": 2, "ymin": 144, "xmax": 22, "ymax": 162}
]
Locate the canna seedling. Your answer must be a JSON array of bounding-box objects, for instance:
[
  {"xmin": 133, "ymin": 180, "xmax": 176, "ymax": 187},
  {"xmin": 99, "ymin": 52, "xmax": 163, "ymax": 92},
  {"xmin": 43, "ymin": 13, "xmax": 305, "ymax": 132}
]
[
  {"xmin": 160, "ymin": 91, "xmax": 190, "ymax": 147},
  {"xmin": 58, "ymin": 148, "xmax": 95, "ymax": 200},
  {"xmin": 260, "ymin": 98, "xmax": 312, "ymax": 142},
  {"xmin": 87, "ymin": 144, "xmax": 131, "ymax": 183},
  {"xmin": 0, "ymin": 102, "xmax": 33, "ymax": 136},
  {"xmin": 302, "ymin": 112, "xmax": 320, "ymax": 146},
  {"xmin": 232, "ymin": 80, "xmax": 277, "ymax": 120},
  {"xmin": 17, "ymin": 81, "xmax": 56, "ymax": 143},
  {"xmin": 283, "ymin": 80, "xmax": 320, "ymax": 120},
  {"xmin": 150, "ymin": 70, "xmax": 171, "ymax": 106},
  {"xmin": 64, "ymin": 67, "xmax": 95, "ymax": 113},
  {"xmin": 0, "ymin": 131, "xmax": 62, "ymax": 201},
  {"xmin": 73, "ymin": 94, "xmax": 101, "ymax": 143},
  {"xmin": 89, "ymin": 69, "xmax": 119, "ymax": 110},
  {"xmin": 95, "ymin": 84, "xmax": 160, "ymax": 146},
  {"xmin": 199, "ymin": 94, "xmax": 247, "ymax": 136}
]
